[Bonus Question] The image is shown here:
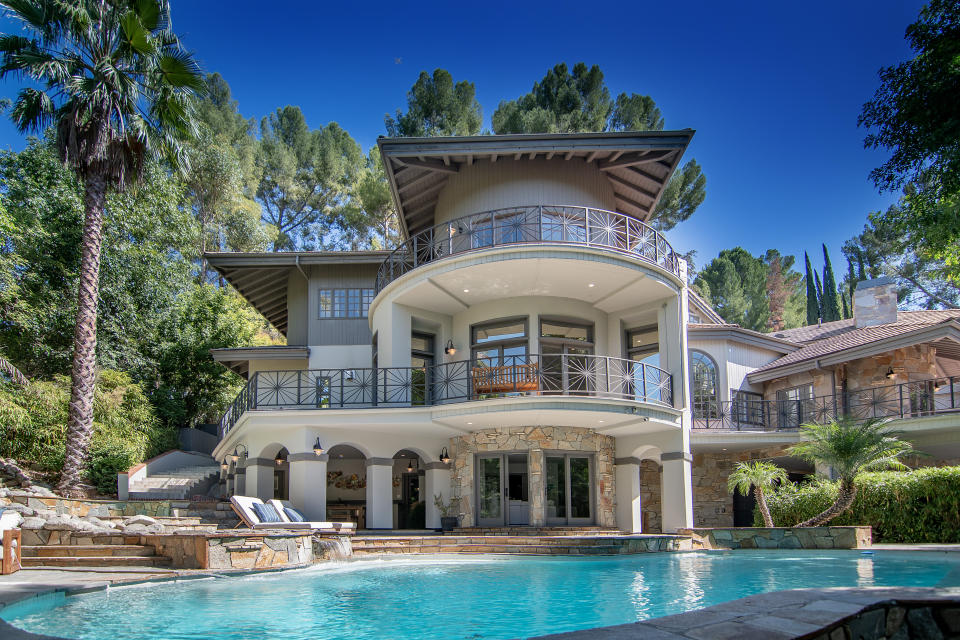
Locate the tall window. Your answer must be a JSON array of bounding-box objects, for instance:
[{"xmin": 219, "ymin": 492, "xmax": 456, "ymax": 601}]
[
  {"xmin": 471, "ymin": 318, "xmax": 528, "ymax": 365},
  {"xmin": 626, "ymin": 325, "xmax": 659, "ymax": 367},
  {"xmin": 541, "ymin": 319, "xmax": 594, "ymax": 394},
  {"xmin": 411, "ymin": 332, "xmax": 434, "ymax": 406},
  {"xmin": 689, "ymin": 351, "xmax": 719, "ymax": 418},
  {"xmin": 777, "ymin": 384, "xmax": 814, "ymax": 428},
  {"xmin": 318, "ymin": 288, "xmax": 374, "ymax": 318}
]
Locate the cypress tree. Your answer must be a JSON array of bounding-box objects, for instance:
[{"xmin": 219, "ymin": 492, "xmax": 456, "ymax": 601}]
[
  {"xmin": 821, "ymin": 244, "xmax": 842, "ymax": 322},
  {"xmin": 804, "ymin": 252, "xmax": 819, "ymax": 325},
  {"xmin": 842, "ymin": 293, "xmax": 850, "ymax": 319},
  {"xmin": 814, "ymin": 270, "xmax": 824, "ymax": 320}
]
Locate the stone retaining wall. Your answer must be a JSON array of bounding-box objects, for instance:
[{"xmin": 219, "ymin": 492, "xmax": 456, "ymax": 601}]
[
  {"xmin": 351, "ymin": 534, "xmax": 692, "ymax": 555},
  {"xmin": 6, "ymin": 494, "xmax": 228, "ymax": 519},
  {"xmin": 141, "ymin": 531, "xmax": 314, "ymax": 569},
  {"xmin": 678, "ymin": 526, "xmax": 872, "ymax": 550}
]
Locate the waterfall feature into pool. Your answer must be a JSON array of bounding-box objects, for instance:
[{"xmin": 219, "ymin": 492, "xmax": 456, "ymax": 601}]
[{"xmin": 4, "ymin": 551, "xmax": 960, "ymax": 640}]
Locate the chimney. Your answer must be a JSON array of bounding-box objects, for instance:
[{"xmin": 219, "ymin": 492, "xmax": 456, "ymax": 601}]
[{"xmin": 854, "ymin": 277, "xmax": 898, "ymax": 328}]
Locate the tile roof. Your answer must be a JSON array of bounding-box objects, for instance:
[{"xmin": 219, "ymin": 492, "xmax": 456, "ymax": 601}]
[{"xmin": 749, "ymin": 310, "xmax": 960, "ymax": 376}]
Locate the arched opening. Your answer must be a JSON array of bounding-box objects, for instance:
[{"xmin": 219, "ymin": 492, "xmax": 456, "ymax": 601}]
[
  {"xmin": 326, "ymin": 445, "xmax": 367, "ymax": 528},
  {"xmin": 273, "ymin": 448, "xmax": 289, "ymax": 500},
  {"xmin": 393, "ymin": 449, "xmax": 426, "ymax": 529},
  {"xmin": 689, "ymin": 350, "xmax": 720, "ymax": 418}
]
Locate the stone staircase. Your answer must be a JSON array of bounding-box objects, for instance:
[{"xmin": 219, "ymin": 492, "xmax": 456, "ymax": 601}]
[
  {"xmin": 21, "ymin": 534, "xmax": 173, "ymax": 569},
  {"xmin": 127, "ymin": 463, "xmax": 221, "ymax": 501}
]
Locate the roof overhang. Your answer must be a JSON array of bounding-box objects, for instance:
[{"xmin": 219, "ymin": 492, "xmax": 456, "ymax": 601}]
[
  {"xmin": 211, "ymin": 346, "xmax": 311, "ymax": 378},
  {"xmin": 378, "ymin": 130, "xmax": 695, "ymax": 239},
  {"xmin": 687, "ymin": 291, "xmax": 725, "ymax": 325},
  {"xmin": 205, "ymin": 251, "xmax": 390, "ymax": 336},
  {"xmin": 747, "ymin": 320, "xmax": 960, "ymax": 384},
  {"xmin": 688, "ymin": 326, "xmax": 800, "ymax": 354}
]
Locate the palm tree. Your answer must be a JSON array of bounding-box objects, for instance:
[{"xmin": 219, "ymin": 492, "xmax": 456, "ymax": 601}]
[
  {"xmin": 789, "ymin": 417, "xmax": 916, "ymax": 527},
  {"xmin": 727, "ymin": 460, "xmax": 788, "ymax": 528},
  {"xmin": 0, "ymin": 0, "xmax": 203, "ymax": 495}
]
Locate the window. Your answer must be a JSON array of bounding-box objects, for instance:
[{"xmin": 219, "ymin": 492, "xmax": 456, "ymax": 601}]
[
  {"xmin": 471, "ymin": 318, "xmax": 528, "ymax": 365},
  {"xmin": 689, "ymin": 351, "xmax": 719, "ymax": 418},
  {"xmin": 626, "ymin": 325, "xmax": 659, "ymax": 367},
  {"xmin": 318, "ymin": 288, "xmax": 374, "ymax": 318},
  {"xmin": 732, "ymin": 390, "xmax": 764, "ymax": 426},
  {"xmin": 776, "ymin": 384, "xmax": 814, "ymax": 428},
  {"xmin": 411, "ymin": 332, "xmax": 434, "ymax": 406},
  {"xmin": 540, "ymin": 320, "xmax": 594, "ymax": 393}
]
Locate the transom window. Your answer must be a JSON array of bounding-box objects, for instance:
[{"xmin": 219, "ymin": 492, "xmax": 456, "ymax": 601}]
[
  {"xmin": 318, "ymin": 288, "xmax": 374, "ymax": 318},
  {"xmin": 541, "ymin": 320, "xmax": 593, "ymax": 343},
  {"xmin": 472, "ymin": 318, "xmax": 528, "ymax": 365},
  {"xmin": 689, "ymin": 351, "xmax": 719, "ymax": 418}
]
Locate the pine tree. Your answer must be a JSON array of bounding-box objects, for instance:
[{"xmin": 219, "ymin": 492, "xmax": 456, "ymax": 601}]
[
  {"xmin": 765, "ymin": 252, "xmax": 787, "ymax": 331},
  {"xmin": 805, "ymin": 252, "xmax": 820, "ymax": 326},
  {"xmin": 821, "ymin": 244, "xmax": 842, "ymax": 322}
]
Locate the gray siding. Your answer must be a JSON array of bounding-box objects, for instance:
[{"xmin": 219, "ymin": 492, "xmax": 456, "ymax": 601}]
[{"xmin": 306, "ymin": 263, "xmax": 379, "ymax": 346}]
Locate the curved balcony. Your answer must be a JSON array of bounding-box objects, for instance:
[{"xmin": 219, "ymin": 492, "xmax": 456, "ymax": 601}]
[
  {"xmin": 375, "ymin": 205, "xmax": 680, "ymax": 294},
  {"xmin": 218, "ymin": 355, "xmax": 673, "ymax": 437}
]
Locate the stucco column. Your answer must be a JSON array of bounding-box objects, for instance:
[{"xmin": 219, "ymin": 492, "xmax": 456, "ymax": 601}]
[
  {"xmin": 234, "ymin": 466, "xmax": 245, "ymax": 496},
  {"xmin": 423, "ymin": 462, "xmax": 451, "ymax": 529},
  {"xmin": 661, "ymin": 451, "xmax": 694, "ymax": 531},
  {"xmin": 528, "ymin": 449, "xmax": 545, "ymax": 527},
  {"xmin": 244, "ymin": 458, "xmax": 275, "ymax": 501},
  {"xmin": 615, "ymin": 458, "xmax": 643, "ymax": 533},
  {"xmin": 365, "ymin": 458, "xmax": 394, "ymax": 529},
  {"xmin": 288, "ymin": 453, "xmax": 327, "ymax": 521}
]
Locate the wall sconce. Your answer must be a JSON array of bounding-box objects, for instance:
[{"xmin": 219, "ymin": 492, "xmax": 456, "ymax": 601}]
[
  {"xmin": 440, "ymin": 447, "xmax": 451, "ymax": 464},
  {"xmin": 313, "ymin": 437, "xmax": 325, "ymax": 456},
  {"xmin": 230, "ymin": 444, "xmax": 248, "ymax": 463},
  {"xmin": 220, "ymin": 460, "xmax": 228, "ymax": 471},
  {"xmin": 886, "ymin": 368, "xmax": 896, "ymax": 380},
  {"xmin": 275, "ymin": 453, "xmax": 285, "ymax": 466},
  {"xmin": 444, "ymin": 339, "xmax": 456, "ymax": 355}
]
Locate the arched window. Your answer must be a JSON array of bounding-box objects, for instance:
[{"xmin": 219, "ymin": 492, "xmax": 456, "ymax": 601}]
[{"xmin": 689, "ymin": 351, "xmax": 719, "ymax": 418}]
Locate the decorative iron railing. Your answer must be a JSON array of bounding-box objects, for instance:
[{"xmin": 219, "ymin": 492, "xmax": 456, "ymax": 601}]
[
  {"xmin": 375, "ymin": 205, "xmax": 680, "ymax": 293},
  {"xmin": 692, "ymin": 377, "xmax": 960, "ymax": 431},
  {"xmin": 218, "ymin": 354, "xmax": 673, "ymax": 438}
]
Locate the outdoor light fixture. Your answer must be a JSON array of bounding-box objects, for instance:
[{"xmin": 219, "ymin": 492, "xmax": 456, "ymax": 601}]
[
  {"xmin": 230, "ymin": 444, "xmax": 248, "ymax": 463},
  {"xmin": 345, "ymin": 369, "xmax": 356, "ymax": 382},
  {"xmin": 444, "ymin": 339, "xmax": 457, "ymax": 355},
  {"xmin": 220, "ymin": 460, "xmax": 228, "ymax": 471},
  {"xmin": 313, "ymin": 437, "xmax": 325, "ymax": 456},
  {"xmin": 275, "ymin": 454, "xmax": 284, "ymax": 466},
  {"xmin": 440, "ymin": 447, "xmax": 451, "ymax": 464},
  {"xmin": 934, "ymin": 380, "xmax": 945, "ymax": 392},
  {"xmin": 886, "ymin": 368, "xmax": 896, "ymax": 380}
]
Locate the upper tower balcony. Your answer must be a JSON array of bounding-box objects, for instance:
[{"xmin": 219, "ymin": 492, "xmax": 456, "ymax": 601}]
[{"xmin": 375, "ymin": 131, "xmax": 695, "ymax": 306}]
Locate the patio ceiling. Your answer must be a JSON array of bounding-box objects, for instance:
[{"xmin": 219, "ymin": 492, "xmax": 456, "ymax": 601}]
[{"xmin": 378, "ymin": 130, "xmax": 695, "ymax": 239}]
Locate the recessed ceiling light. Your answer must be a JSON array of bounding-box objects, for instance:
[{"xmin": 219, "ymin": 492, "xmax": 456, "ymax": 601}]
[
  {"xmin": 467, "ymin": 422, "xmax": 473, "ymax": 425},
  {"xmin": 463, "ymin": 288, "xmax": 469, "ymax": 293},
  {"xmin": 721, "ymin": 448, "xmax": 727, "ymax": 451},
  {"xmin": 598, "ymin": 420, "xmax": 605, "ymax": 423},
  {"xmin": 588, "ymin": 283, "xmax": 595, "ymax": 288}
]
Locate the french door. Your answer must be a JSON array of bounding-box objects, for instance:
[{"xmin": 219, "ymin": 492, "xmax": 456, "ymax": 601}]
[
  {"xmin": 476, "ymin": 453, "xmax": 529, "ymax": 526},
  {"xmin": 545, "ymin": 454, "xmax": 594, "ymax": 525}
]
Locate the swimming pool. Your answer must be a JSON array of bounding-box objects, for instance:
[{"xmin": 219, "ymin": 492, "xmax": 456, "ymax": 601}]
[{"xmin": 4, "ymin": 550, "xmax": 960, "ymax": 640}]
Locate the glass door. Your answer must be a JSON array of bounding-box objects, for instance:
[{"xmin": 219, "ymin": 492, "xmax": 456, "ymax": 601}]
[
  {"xmin": 545, "ymin": 454, "xmax": 593, "ymax": 525},
  {"xmin": 540, "ymin": 320, "xmax": 594, "ymax": 395},
  {"xmin": 476, "ymin": 454, "xmax": 505, "ymax": 526},
  {"xmin": 411, "ymin": 332, "xmax": 434, "ymax": 406}
]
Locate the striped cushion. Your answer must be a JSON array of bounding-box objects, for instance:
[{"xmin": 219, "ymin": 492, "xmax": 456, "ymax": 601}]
[{"xmin": 252, "ymin": 502, "xmax": 282, "ymax": 523}]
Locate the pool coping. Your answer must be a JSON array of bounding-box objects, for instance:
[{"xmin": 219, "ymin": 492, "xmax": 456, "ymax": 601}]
[{"xmin": 3, "ymin": 549, "xmax": 960, "ymax": 640}]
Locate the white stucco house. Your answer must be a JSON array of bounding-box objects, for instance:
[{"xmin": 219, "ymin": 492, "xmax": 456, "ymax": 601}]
[{"xmin": 205, "ymin": 131, "xmax": 960, "ymax": 533}]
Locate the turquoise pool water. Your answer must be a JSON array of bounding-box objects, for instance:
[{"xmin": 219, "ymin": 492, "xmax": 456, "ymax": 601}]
[{"xmin": 4, "ymin": 550, "xmax": 960, "ymax": 640}]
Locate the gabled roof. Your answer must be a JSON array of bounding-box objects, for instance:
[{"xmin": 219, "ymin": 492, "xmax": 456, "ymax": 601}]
[
  {"xmin": 747, "ymin": 311, "xmax": 960, "ymax": 383},
  {"xmin": 687, "ymin": 290, "xmax": 724, "ymax": 325},
  {"xmin": 378, "ymin": 130, "xmax": 695, "ymax": 239},
  {"xmin": 205, "ymin": 251, "xmax": 389, "ymax": 336},
  {"xmin": 688, "ymin": 324, "xmax": 800, "ymax": 354}
]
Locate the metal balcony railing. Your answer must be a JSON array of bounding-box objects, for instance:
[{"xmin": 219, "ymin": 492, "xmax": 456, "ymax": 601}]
[
  {"xmin": 218, "ymin": 354, "xmax": 673, "ymax": 438},
  {"xmin": 375, "ymin": 205, "xmax": 680, "ymax": 293},
  {"xmin": 692, "ymin": 376, "xmax": 960, "ymax": 431}
]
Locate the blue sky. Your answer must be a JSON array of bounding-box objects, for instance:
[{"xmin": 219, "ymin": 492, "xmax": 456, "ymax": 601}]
[{"xmin": 0, "ymin": 0, "xmax": 924, "ymax": 273}]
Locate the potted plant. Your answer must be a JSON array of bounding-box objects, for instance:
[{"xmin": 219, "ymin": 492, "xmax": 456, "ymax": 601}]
[{"xmin": 434, "ymin": 494, "xmax": 460, "ymax": 532}]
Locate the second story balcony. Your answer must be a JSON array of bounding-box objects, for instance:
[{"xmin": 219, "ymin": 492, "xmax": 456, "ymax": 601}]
[
  {"xmin": 375, "ymin": 205, "xmax": 680, "ymax": 294},
  {"xmin": 218, "ymin": 354, "xmax": 673, "ymax": 438}
]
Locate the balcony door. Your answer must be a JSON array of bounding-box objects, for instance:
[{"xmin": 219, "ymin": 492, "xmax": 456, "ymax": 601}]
[
  {"xmin": 476, "ymin": 453, "xmax": 529, "ymax": 526},
  {"xmin": 411, "ymin": 332, "xmax": 434, "ymax": 406},
  {"xmin": 545, "ymin": 454, "xmax": 594, "ymax": 525},
  {"xmin": 540, "ymin": 320, "xmax": 594, "ymax": 394}
]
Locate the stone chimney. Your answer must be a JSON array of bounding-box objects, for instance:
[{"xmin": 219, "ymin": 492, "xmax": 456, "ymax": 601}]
[{"xmin": 854, "ymin": 277, "xmax": 898, "ymax": 328}]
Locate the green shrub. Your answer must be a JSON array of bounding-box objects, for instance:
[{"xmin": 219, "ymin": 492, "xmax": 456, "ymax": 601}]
[
  {"xmin": 759, "ymin": 467, "xmax": 960, "ymax": 543},
  {"xmin": 0, "ymin": 369, "xmax": 177, "ymax": 492}
]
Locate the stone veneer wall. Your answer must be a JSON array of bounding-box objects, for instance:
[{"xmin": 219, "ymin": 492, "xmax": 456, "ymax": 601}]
[
  {"xmin": 691, "ymin": 446, "xmax": 795, "ymax": 529},
  {"xmin": 842, "ymin": 344, "xmax": 937, "ymax": 390},
  {"xmin": 143, "ymin": 532, "xmax": 314, "ymax": 569},
  {"xmin": 679, "ymin": 526, "xmax": 871, "ymax": 550},
  {"xmin": 639, "ymin": 459, "xmax": 662, "ymax": 533},
  {"xmin": 450, "ymin": 426, "xmax": 615, "ymax": 527}
]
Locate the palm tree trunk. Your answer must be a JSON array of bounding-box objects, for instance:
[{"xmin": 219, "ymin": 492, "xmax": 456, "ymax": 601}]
[
  {"xmin": 755, "ymin": 486, "xmax": 774, "ymax": 527},
  {"xmin": 795, "ymin": 478, "xmax": 858, "ymax": 527},
  {"xmin": 56, "ymin": 174, "xmax": 107, "ymax": 497}
]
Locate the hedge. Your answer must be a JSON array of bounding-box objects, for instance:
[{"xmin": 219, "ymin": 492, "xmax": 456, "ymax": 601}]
[{"xmin": 757, "ymin": 466, "xmax": 960, "ymax": 543}]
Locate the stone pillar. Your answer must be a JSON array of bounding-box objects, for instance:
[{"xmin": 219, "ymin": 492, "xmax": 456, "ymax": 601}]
[
  {"xmin": 528, "ymin": 449, "xmax": 545, "ymax": 527},
  {"xmin": 615, "ymin": 458, "xmax": 643, "ymax": 533},
  {"xmin": 234, "ymin": 466, "xmax": 246, "ymax": 496},
  {"xmin": 288, "ymin": 453, "xmax": 327, "ymax": 521},
  {"xmin": 366, "ymin": 458, "xmax": 394, "ymax": 529},
  {"xmin": 661, "ymin": 451, "xmax": 694, "ymax": 532},
  {"xmin": 423, "ymin": 462, "xmax": 452, "ymax": 529},
  {"xmin": 244, "ymin": 458, "xmax": 275, "ymax": 501}
]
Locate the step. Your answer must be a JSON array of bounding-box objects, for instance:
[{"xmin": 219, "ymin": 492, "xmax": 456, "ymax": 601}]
[
  {"xmin": 22, "ymin": 556, "xmax": 173, "ymax": 568},
  {"xmin": 22, "ymin": 545, "xmax": 157, "ymax": 558}
]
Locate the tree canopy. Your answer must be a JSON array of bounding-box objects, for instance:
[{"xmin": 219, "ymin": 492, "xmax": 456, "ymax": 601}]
[{"xmin": 385, "ymin": 69, "xmax": 482, "ymax": 137}]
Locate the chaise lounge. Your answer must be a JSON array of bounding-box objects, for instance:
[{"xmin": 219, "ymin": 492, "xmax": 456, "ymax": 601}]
[{"xmin": 230, "ymin": 496, "xmax": 355, "ymax": 534}]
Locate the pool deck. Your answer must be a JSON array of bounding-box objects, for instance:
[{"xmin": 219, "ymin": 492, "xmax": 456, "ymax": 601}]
[{"xmin": 2, "ymin": 545, "xmax": 960, "ymax": 639}]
